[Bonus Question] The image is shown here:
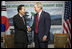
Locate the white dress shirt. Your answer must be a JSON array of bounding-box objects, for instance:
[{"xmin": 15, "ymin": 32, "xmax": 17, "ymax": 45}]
[{"xmin": 38, "ymin": 10, "xmax": 42, "ymax": 20}]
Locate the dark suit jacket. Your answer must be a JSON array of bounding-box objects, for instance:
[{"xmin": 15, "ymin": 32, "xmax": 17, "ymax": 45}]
[
  {"xmin": 32, "ymin": 11, "xmax": 51, "ymax": 42},
  {"xmin": 13, "ymin": 14, "xmax": 28, "ymax": 43}
]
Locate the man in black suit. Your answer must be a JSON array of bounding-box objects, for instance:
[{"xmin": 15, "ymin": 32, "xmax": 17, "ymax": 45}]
[
  {"xmin": 13, "ymin": 5, "xmax": 28, "ymax": 48},
  {"xmin": 28, "ymin": 2, "xmax": 51, "ymax": 48}
]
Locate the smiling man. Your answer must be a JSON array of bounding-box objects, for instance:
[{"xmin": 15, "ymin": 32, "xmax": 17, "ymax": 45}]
[
  {"xmin": 13, "ymin": 5, "xmax": 28, "ymax": 48},
  {"xmin": 31, "ymin": 2, "xmax": 51, "ymax": 48}
]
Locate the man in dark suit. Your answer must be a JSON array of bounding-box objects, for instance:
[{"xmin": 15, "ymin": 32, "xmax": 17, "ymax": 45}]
[
  {"xmin": 28, "ymin": 2, "xmax": 51, "ymax": 48},
  {"xmin": 13, "ymin": 5, "xmax": 28, "ymax": 48}
]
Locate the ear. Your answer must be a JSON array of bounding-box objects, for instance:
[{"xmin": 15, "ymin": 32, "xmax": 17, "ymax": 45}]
[{"xmin": 19, "ymin": 10, "xmax": 21, "ymax": 13}]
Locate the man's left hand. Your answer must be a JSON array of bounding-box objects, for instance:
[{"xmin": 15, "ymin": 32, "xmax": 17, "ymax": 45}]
[{"xmin": 43, "ymin": 35, "xmax": 47, "ymax": 41}]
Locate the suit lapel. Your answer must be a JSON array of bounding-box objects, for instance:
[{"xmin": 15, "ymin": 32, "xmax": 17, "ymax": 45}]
[
  {"xmin": 39, "ymin": 11, "xmax": 43, "ymax": 23},
  {"xmin": 18, "ymin": 14, "xmax": 26, "ymax": 25}
]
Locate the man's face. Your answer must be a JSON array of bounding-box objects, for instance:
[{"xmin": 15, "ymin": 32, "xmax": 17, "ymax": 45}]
[
  {"xmin": 34, "ymin": 5, "xmax": 40, "ymax": 13},
  {"xmin": 19, "ymin": 7, "xmax": 25, "ymax": 16}
]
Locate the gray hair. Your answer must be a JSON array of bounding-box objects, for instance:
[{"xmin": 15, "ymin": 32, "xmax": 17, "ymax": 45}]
[{"xmin": 35, "ymin": 2, "xmax": 43, "ymax": 9}]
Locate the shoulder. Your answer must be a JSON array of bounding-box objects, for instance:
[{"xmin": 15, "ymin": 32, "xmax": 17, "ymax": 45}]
[
  {"xmin": 42, "ymin": 11, "xmax": 50, "ymax": 19},
  {"xmin": 13, "ymin": 14, "xmax": 19, "ymax": 19},
  {"xmin": 43, "ymin": 11, "xmax": 50, "ymax": 16}
]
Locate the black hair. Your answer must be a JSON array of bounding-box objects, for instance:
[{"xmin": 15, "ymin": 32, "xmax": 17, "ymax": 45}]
[{"xmin": 17, "ymin": 5, "xmax": 24, "ymax": 12}]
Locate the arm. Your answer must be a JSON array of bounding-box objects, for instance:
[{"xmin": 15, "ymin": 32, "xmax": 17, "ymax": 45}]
[
  {"xmin": 43, "ymin": 13, "xmax": 51, "ymax": 41},
  {"xmin": 44, "ymin": 13, "xmax": 51, "ymax": 36},
  {"xmin": 31, "ymin": 14, "xmax": 37, "ymax": 31},
  {"xmin": 27, "ymin": 14, "xmax": 36, "ymax": 32},
  {"xmin": 13, "ymin": 16, "xmax": 26, "ymax": 31}
]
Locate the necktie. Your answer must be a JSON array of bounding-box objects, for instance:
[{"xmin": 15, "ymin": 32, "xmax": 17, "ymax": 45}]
[
  {"xmin": 22, "ymin": 17, "xmax": 25, "ymax": 24},
  {"xmin": 35, "ymin": 14, "xmax": 39, "ymax": 33}
]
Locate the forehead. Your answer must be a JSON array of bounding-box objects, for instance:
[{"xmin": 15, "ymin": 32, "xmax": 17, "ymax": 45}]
[
  {"xmin": 34, "ymin": 4, "xmax": 37, "ymax": 7},
  {"xmin": 21, "ymin": 6, "xmax": 25, "ymax": 9}
]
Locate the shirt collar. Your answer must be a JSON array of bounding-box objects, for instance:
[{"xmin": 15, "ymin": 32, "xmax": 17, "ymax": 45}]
[
  {"xmin": 19, "ymin": 13, "xmax": 23, "ymax": 17},
  {"xmin": 38, "ymin": 10, "xmax": 42, "ymax": 16}
]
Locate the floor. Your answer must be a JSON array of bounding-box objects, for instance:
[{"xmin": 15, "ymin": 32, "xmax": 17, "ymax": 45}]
[
  {"xmin": 1, "ymin": 42, "xmax": 54, "ymax": 48},
  {"xmin": 28, "ymin": 42, "xmax": 54, "ymax": 48}
]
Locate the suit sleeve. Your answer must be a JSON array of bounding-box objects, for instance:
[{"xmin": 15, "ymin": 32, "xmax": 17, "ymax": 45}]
[
  {"xmin": 31, "ymin": 21, "xmax": 35, "ymax": 31},
  {"xmin": 13, "ymin": 16, "xmax": 26, "ymax": 30},
  {"xmin": 44, "ymin": 13, "xmax": 51, "ymax": 36},
  {"xmin": 31, "ymin": 14, "xmax": 36, "ymax": 31}
]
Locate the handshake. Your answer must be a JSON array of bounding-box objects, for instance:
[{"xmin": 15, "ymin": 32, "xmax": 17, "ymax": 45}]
[{"xmin": 27, "ymin": 26, "xmax": 31, "ymax": 32}]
